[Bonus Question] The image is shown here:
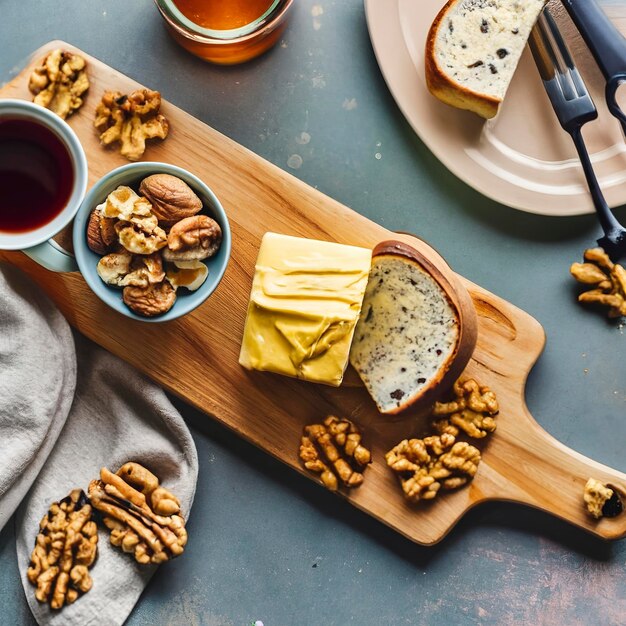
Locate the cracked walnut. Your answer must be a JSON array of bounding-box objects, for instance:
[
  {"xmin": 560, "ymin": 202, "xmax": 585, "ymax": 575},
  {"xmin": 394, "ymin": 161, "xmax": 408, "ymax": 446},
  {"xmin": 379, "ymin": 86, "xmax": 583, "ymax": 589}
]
[
  {"xmin": 95, "ymin": 89, "xmax": 169, "ymax": 161},
  {"xmin": 583, "ymin": 478, "xmax": 624, "ymax": 519},
  {"xmin": 27, "ymin": 489, "xmax": 98, "ymax": 610},
  {"xmin": 163, "ymin": 215, "xmax": 222, "ymax": 263},
  {"xmin": 386, "ymin": 434, "xmax": 481, "ymax": 503},
  {"xmin": 28, "ymin": 49, "xmax": 89, "ymax": 119},
  {"xmin": 571, "ymin": 248, "xmax": 626, "ymax": 318},
  {"xmin": 88, "ymin": 462, "xmax": 187, "ymax": 565},
  {"xmin": 432, "ymin": 378, "xmax": 499, "ymax": 439},
  {"xmin": 299, "ymin": 415, "xmax": 371, "ymax": 491}
]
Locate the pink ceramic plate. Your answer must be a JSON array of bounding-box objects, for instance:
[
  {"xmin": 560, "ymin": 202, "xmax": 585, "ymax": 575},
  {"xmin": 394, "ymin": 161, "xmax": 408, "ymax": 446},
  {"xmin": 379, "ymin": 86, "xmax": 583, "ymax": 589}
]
[{"xmin": 365, "ymin": 0, "xmax": 626, "ymax": 216}]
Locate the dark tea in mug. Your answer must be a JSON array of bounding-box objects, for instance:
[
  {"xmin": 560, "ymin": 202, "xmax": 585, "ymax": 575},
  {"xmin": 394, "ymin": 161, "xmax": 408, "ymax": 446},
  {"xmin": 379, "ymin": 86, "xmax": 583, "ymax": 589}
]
[{"xmin": 0, "ymin": 118, "xmax": 74, "ymax": 233}]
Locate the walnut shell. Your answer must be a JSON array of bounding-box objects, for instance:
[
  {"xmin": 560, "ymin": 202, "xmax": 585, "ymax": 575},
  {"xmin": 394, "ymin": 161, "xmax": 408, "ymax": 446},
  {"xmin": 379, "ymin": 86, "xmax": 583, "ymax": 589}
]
[
  {"xmin": 123, "ymin": 281, "xmax": 176, "ymax": 317},
  {"xmin": 87, "ymin": 208, "xmax": 109, "ymax": 255},
  {"xmin": 139, "ymin": 174, "xmax": 202, "ymax": 222},
  {"xmin": 100, "ymin": 214, "xmax": 117, "ymax": 247}
]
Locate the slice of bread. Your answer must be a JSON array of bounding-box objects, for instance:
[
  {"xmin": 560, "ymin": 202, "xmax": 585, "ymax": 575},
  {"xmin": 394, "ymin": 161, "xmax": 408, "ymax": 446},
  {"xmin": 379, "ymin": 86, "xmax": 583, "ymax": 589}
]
[
  {"xmin": 349, "ymin": 241, "xmax": 477, "ymax": 415},
  {"xmin": 426, "ymin": 0, "xmax": 547, "ymax": 119}
]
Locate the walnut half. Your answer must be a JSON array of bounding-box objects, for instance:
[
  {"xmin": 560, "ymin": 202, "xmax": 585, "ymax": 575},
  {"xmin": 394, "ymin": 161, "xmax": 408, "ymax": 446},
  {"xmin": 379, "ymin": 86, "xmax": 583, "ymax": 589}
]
[
  {"xmin": 88, "ymin": 463, "xmax": 186, "ymax": 565},
  {"xmin": 97, "ymin": 250, "xmax": 133, "ymax": 286},
  {"xmin": 299, "ymin": 415, "xmax": 371, "ymax": 491},
  {"xmin": 583, "ymin": 478, "xmax": 624, "ymax": 519},
  {"xmin": 95, "ymin": 89, "xmax": 169, "ymax": 161},
  {"xmin": 27, "ymin": 489, "xmax": 98, "ymax": 610},
  {"xmin": 386, "ymin": 434, "xmax": 481, "ymax": 503},
  {"xmin": 163, "ymin": 215, "xmax": 222, "ymax": 263},
  {"xmin": 432, "ymin": 378, "xmax": 499, "ymax": 439},
  {"xmin": 571, "ymin": 248, "xmax": 626, "ymax": 318},
  {"xmin": 115, "ymin": 213, "xmax": 167, "ymax": 255},
  {"xmin": 123, "ymin": 280, "xmax": 176, "ymax": 317},
  {"xmin": 98, "ymin": 252, "xmax": 165, "ymax": 288},
  {"xmin": 28, "ymin": 49, "xmax": 89, "ymax": 119}
]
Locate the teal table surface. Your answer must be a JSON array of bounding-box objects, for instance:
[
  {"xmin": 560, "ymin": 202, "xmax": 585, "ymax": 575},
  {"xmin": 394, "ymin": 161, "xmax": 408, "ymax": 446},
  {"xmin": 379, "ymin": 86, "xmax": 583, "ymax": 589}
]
[{"xmin": 1, "ymin": 1, "xmax": 625, "ymax": 624}]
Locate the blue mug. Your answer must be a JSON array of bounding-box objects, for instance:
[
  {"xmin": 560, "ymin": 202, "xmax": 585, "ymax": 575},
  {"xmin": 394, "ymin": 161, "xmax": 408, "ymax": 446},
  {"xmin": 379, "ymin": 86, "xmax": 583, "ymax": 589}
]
[{"xmin": 0, "ymin": 99, "xmax": 88, "ymax": 257}]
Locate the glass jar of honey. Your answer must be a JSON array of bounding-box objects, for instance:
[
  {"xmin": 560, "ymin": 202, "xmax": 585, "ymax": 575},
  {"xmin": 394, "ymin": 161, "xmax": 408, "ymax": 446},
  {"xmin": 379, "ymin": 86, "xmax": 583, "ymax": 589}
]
[{"xmin": 154, "ymin": 0, "xmax": 294, "ymax": 65}]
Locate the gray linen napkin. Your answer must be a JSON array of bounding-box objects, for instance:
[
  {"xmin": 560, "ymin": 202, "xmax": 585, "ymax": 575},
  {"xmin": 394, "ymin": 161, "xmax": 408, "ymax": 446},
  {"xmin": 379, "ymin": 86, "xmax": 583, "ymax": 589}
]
[
  {"xmin": 0, "ymin": 263, "xmax": 77, "ymax": 530},
  {"xmin": 0, "ymin": 263, "xmax": 199, "ymax": 626}
]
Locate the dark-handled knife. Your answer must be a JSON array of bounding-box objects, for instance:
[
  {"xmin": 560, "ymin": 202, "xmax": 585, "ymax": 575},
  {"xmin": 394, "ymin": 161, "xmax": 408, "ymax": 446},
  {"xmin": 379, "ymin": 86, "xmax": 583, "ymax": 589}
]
[{"xmin": 561, "ymin": 0, "xmax": 626, "ymax": 136}]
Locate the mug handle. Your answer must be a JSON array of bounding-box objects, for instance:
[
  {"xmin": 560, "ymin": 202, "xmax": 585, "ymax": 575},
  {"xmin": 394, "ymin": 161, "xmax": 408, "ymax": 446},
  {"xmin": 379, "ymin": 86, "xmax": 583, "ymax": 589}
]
[{"xmin": 23, "ymin": 239, "xmax": 79, "ymax": 273}]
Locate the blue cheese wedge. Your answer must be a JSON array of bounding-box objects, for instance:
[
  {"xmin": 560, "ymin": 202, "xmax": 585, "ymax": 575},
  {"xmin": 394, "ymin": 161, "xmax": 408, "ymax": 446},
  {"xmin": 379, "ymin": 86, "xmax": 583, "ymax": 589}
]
[
  {"xmin": 426, "ymin": 0, "xmax": 547, "ymax": 118},
  {"xmin": 239, "ymin": 233, "xmax": 371, "ymax": 386},
  {"xmin": 349, "ymin": 246, "xmax": 462, "ymax": 414}
]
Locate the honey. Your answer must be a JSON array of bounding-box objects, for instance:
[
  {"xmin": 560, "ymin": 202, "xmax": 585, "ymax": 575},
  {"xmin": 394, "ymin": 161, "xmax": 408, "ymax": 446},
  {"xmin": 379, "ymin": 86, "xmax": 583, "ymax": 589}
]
[
  {"xmin": 155, "ymin": 0, "xmax": 294, "ymax": 65},
  {"xmin": 172, "ymin": 0, "xmax": 276, "ymax": 31}
]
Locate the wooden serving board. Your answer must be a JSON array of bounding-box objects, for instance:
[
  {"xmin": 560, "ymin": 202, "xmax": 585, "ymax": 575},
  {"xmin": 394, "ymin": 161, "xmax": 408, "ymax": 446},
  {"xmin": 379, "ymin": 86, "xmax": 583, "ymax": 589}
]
[{"xmin": 2, "ymin": 42, "xmax": 625, "ymax": 545}]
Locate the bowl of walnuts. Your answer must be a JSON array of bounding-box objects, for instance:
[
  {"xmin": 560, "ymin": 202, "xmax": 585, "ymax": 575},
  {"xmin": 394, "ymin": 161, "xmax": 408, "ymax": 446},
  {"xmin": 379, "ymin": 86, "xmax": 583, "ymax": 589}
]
[{"xmin": 73, "ymin": 162, "xmax": 231, "ymax": 321}]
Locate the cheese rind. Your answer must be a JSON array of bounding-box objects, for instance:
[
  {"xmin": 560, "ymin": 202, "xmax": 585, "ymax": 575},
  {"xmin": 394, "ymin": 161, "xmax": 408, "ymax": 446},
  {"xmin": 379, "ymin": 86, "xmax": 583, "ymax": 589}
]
[{"xmin": 239, "ymin": 233, "xmax": 371, "ymax": 386}]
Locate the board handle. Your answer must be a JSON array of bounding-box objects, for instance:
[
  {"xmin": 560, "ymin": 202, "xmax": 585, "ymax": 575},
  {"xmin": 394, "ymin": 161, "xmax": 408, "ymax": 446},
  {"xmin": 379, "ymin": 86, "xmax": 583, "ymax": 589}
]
[{"xmin": 488, "ymin": 412, "xmax": 626, "ymax": 541}]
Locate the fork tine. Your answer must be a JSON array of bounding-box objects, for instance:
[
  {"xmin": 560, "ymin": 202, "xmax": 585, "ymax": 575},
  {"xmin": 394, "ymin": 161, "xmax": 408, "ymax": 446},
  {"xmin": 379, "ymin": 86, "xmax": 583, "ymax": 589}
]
[
  {"xmin": 543, "ymin": 10, "xmax": 575, "ymax": 72},
  {"xmin": 529, "ymin": 9, "xmax": 598, "ymax": 130},
  {"xmin": 544, "ymin": 11, "xmax": 591, "ymax": 101},
  {"xmin": 534, "ymin": 12, "xmax": 582, "ymax": 102},
  {"xmin": 529, "ymin": 21, "xmax": 554, "ymax": 82}
]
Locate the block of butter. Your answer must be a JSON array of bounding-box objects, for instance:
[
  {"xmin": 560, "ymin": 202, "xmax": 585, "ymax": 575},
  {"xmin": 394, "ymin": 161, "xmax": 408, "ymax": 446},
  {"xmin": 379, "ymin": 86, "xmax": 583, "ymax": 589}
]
[{"xmin": 239, "ymin": 232, "xmax": 372, "ymax": 386}]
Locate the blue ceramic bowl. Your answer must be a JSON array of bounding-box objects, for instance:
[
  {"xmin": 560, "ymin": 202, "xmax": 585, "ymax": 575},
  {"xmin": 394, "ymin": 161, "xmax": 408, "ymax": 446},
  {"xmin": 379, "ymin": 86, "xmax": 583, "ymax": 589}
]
[{"xmin": 73, "ymin": 162, "xmax": 231, "ymax": 322}]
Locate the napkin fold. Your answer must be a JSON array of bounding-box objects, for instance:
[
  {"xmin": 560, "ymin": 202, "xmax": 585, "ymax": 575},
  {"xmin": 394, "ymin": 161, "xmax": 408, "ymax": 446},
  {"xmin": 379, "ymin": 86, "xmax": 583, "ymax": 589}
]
[
  {"xmin": 0, "ymin": 263, "xmax": 76, "ymax": 530},
  {"xmin": 0, "ymin": 262, "xmax": 199, "ymax": 626}
]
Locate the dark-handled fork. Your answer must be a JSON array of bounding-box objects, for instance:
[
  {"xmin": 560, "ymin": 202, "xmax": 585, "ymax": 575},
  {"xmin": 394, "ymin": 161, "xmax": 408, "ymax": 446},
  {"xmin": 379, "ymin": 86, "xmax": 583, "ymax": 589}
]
[{"xmin": 529, "ymin": 9, "xmax": 626, "ymax": 261}]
